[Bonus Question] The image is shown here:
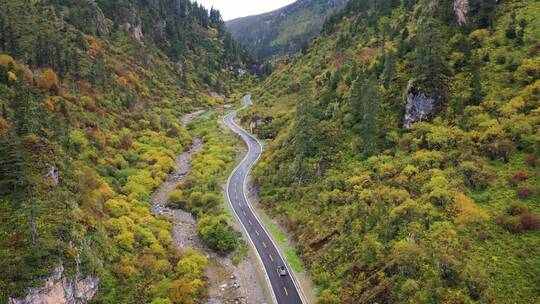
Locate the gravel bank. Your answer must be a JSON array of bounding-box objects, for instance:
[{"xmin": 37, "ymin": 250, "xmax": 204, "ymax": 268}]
[{"xmin": 152, "ymin": 110, "xmax": 268, "ymax": 304}]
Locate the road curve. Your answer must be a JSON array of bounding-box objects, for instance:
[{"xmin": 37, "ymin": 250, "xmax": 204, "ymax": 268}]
[{"xmin": 223, "ymin": 95, "xmax": 304, "ymax": 304}]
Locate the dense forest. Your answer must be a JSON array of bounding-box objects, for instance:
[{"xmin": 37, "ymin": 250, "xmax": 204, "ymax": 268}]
[
  {"xmin": 0, "ymin": 0, "xmax": 254, "ymax": 303},
  {"xmin": 241, "ymin": 0, "xmax": 540, "ymax": 303}
]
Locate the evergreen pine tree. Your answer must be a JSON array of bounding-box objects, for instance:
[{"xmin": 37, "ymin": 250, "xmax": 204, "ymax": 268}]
[
  {"xmin": 382, "ymin": 50, "xmax": 396, "ymax": 89},
  {"xmin": 516, "ymin": 18, "xmax": 527, "ymax": 46},
  {"xmin": 470, "ymin": 55, "xmax": 484, "ymax": 106},
  {"xmin": 470, "ymin": 0, "xmax": 496, "ymax": 28},
  {"xmin": 11, "ymin": 81, "xmax": 40, "ymax": 136},
  {"xmin": 0, "ymin": 131, "xmax": 28, "ymax": 195},
  {"xmin": 351, "ymin": 75, "xmax": 380, "ymax": 156},
  {"xmin": 506, "ymin": 12, "xmax": 517, "ymax": 39},
  {"xmin": 413, "ymin": 17, "xmax": 450, "ymax": 101},
  {"xmin": 292, "ymin": 88, "xmax": 323, "ymax": 181},
  {"xmin": 5, "ymin": 21, "xmax": 18, "ymax": 57},
  {"xmin": 0, "ymin": 14, "xmax": 6, "ymax": 52}
]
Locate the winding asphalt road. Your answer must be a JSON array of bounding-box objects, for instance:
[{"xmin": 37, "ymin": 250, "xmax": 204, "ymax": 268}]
[{"xmin": 223, "ymin": 95, "xmax": 304, "ymax": 304}]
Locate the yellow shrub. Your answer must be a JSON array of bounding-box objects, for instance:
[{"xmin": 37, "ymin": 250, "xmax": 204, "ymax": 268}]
[
  {"xmin": 176, "ymin": 248, "xmax": 208, "ymax": 279},
  {"xmin": 0, "ymin": 117, "xmax": 10, "ymax": 132},
  {"xmin": 0, "ymin": 54, "xmax": 15, "ymax": 67},
  {"xmin": 45, "ymin": 98, "xmax": 56, "ymax": 112},
  {"xmin": 521, "ymin": 80, "xmax": 540, "ymax": 105},
  {"xmin": 116, "ymin": 75, "xmax": 128, "ymax": 87},
  {"xmin": 452, "ymin": 193, "xmax": 488, "ymax": 227},
  {"xmin": 468, "ymin": 29, "xmax": 489, "ymax": 47},
  {"xmin": 126, "ymin": 71, "xmax": 141, "ymax": 87},
  {"xmin": 169, "ymin": 190, "xmax": 185, "ymax": 204},
  {"xmin": 515, "ymin": 57, "xmax": 540, "ymax": 84},
  {"xmin": 19, "ymin": 64, "xmax": 33, "ymax": 82},
  {"xmin": 170, "ymin": 279, "xmax": 195, "ymax": 304},
  {"xmin": 105, "ymin": 216, "xmax": 135, "ymax": 235},
  {"xmin": 38, "ymin": 68, "xmax": 59, "ymax": 92},
  {"xmin": 124, "ymin": 170, "xmax": 159, "ymax": 200},
  {"xmin": 104, "ymin": 198, "xmax": 131, "ymax": 217},
  {"xmin": 112, "ymin": 255, "xmax": 136, "ymax": 279},
  {"xmin": 7, "ymin": 71, "xmax": 17, "ymax": 81},
  {"xmin": 413, "ymin": 150, "xmax": 443, "ymax": 169},
  {"xmin": 115, "ymin": 231, "xmax": 135, "ymax": 251},
  {"xmin": 450, "ymin": 52, "xmax": 466, "ymax": 67},
  {"xmin": 76, "ymin": 165, "xmax": 114, "ymax": 221},
  {"xmin": 499, "ymin": 96, "xmax": 526, "ymax": 118}
]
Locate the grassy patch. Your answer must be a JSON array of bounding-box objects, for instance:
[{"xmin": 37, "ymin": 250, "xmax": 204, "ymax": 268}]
[
  {"xmin": 259, "ymin": 212, "xmax": 288, "ymax": 242},
  {"xmin": 200, "ymin": 110, "xmax": 214, "ymax": 121},
  {"xmin": 231, "ymin": 240, "xmax": 249, "ymax": 266},
  {"xmin": 285, "ymin": 248, "xmax": 305, "ymax": 273},
  {"xmin": 256, "ymin": 208, "xmax": 306, "ymax": 274}
]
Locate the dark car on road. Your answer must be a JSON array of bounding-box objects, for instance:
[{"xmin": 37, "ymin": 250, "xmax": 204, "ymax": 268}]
[{"xmin": 277, "ymin": 265, "xmax": 287, "ymax": 276}]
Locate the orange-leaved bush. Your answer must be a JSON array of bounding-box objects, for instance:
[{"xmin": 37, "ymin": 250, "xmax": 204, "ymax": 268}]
[{"xmin": 38, "ymin": 68, "xmax": 59, "ymax": 92}]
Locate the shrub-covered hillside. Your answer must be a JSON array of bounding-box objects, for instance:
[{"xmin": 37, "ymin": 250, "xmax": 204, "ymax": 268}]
[
  {"xmin": 241, "ymin": 0, "xmax": 540, "ymax": 302},
  {"xmin": 226, "ymin": 0, "xmax": 348, "ymax": 61},
  {"xmin": 0, "ymin": 0, "xmax": 253, "ymax": 303}
]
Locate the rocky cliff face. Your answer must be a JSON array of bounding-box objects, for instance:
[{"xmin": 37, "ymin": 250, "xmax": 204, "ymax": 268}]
[
  {"xmin": 9, "ymin": 264, "xmax": 98, "ymax": 304},
  {"xmin": 87, "ymin": 0, "xmax": 110, "ymax": 36},
  {"xmin": 454, "ymin": 0, "xmax": 468, "ymax": 25}
]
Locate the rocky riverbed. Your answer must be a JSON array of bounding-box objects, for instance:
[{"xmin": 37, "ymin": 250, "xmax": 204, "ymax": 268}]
[{"xmin": 151, "ymin": 110, "xmax": 267, "ymax": 304}]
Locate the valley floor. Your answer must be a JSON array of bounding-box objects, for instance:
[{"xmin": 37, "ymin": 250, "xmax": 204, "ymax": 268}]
[{"xmin": 151, "ymin": 110, "xmax": 268, "ymax": 304}]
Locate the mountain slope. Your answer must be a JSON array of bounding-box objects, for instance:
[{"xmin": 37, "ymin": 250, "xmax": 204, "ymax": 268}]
[
  {"xmin": 240, "ymin": 0, "xmax": 540, "ymax": 302},
  {"xmin": 0, "ymin": 0, "xmax": 253, "ymax": 303},
  {"xmin": 226, "ymin": 0, "xmax": 348, "ymax": 60}
]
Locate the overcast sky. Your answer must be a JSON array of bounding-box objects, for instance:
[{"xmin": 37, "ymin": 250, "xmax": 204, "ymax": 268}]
[{"xmin": 196, "ymin": 0, "xmax": 296, "ymax": 21}]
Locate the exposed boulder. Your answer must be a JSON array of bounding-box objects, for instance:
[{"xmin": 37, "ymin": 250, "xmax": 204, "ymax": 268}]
[
  {"xmin": 403, "ymin": 90, "xmax": 435, "ymax": 129},
  {"xmin": 124, "ymin": 22, "xmax": 144, "ymax": 41},
  {"xmin": 9, "ymin": 264, "xmax": 98, "ymax": 304},
  {"xmin": 45, "ymin": 164, "xmax": 59, "ymax": 186}
]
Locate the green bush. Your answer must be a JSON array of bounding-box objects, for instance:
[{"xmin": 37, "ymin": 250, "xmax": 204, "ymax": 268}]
[
  {"xmin": 196, "ymin": 215, "xmax": 237, "ymax": 254},
  {"xmin": 169, "ymin": 190, "xmax": 187, "ymax": 209}
]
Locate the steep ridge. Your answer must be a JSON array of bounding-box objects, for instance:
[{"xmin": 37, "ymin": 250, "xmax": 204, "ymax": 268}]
[
  {"xmin": 226, "ymin": 0, "xmax": 348, "ymax": 61},
  {"xmin": 0, "ymin": 0, "xmax": 254, "ymax": 303},
  {"xmin": 240, "ymin": 0, "xmax": 540, "ymax": 302}
]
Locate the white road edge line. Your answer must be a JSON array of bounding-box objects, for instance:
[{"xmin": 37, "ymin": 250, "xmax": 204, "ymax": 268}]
[
  {"xmin": 226, "ymin": 95, "xmax": 308, "ymax": 304},
  {"xmin": 224, "ymin": 96, "xmax": 279, "ymax": 304}
]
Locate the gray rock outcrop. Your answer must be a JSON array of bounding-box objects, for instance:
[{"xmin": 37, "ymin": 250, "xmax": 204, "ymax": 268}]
[
  {"xmin": 9, "ymin": 264, "xmax": 98, "ymax": 304},
  {"xmin": 403, "ymin": 92, "xmax": 435, "ymax": 129},
  {"xmin": 454, "ymin": 0, "xmax": 468, "ymax": 25},
  {"xmin": 87, "ymin": 0, "xmax": 110, "ymax": 36},
  {"xmin": 45, "ymin": 165, "xmax": 59, "ymax": 186}
]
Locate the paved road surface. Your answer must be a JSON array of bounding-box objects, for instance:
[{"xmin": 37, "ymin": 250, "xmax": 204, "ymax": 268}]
[{"xmin": 223, "ymin": 95, "xmax": 304, "ymax": 304}]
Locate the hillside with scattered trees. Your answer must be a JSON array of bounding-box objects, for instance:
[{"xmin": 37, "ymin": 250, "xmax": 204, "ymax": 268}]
[
  {"xmin": 226, "ymin": 0, "xmax": 348, "ymax": 61},
  {"xmin": 241, "ymin": 0, "xmax": 540, "ymax": 302},
  {"xmin": 2, "ymin": 0, "xmax": 540, "ymax": 303},
  {"xmin": 0, "ymin": 0, "xmax": 254, "ymax": 303}
]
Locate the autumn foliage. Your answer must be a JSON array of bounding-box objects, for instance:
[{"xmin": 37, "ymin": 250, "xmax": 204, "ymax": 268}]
[{"xmin": 37, "ymin": 68, "xmax": 59, "ymax": 92}]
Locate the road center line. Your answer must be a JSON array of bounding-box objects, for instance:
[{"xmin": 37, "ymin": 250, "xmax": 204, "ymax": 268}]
[{"xmin": 223, "ymin": 97, "xmax": 305, "ymax": 304}]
